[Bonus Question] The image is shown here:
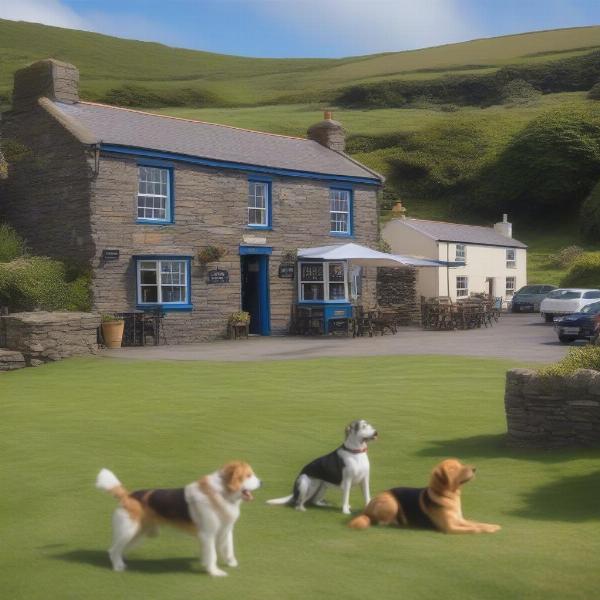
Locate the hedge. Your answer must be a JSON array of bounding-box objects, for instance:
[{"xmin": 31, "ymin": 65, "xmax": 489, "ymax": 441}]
[
  {"xmin": 560, "ymin": 252, "xmax": 600, "ymax": 288},
  {"xmin": 0, "ymin": 257, "xmax": 91, "ymax": 312},
  {"xmin": 540, "ymin": 345, "xmax": 600, "ymax": 377},
  {"xmin": 580, "ymin": 180, "xmax": 600, "ymax": 242},
  {"xmin": 0, "ymin": 223, "xmax": 25, "ymax": 263}
]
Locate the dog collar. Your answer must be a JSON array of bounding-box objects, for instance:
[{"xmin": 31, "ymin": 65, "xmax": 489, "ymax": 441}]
[{"xmin": 342, "ymin": 445, "xmax": 368, "ymax": 454}]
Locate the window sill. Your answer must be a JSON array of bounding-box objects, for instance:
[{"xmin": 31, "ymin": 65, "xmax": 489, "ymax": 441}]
[
  {"xmin": 246, "ymin": 225, "xmax": 273, "ymax": 231},
  {"xmin": 136, "ymin": 303, "xmax": 193, "ymax": 312},
  {"xmin": 136, "ymin": 219, "xmax": 174, "ymax": 226},
  {"xmin": 329, "ymin": 232, "xmax": 353, "ymax": 238},
  {"xmin": 298, "ymin": 300, "xmax": 351, "ymax": 304}
]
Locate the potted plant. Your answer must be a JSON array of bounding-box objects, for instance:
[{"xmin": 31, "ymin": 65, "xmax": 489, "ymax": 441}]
[
  {"xmin": 101, "ymin": 314, "xmax": 125, "ymax": 348},
  {"xmin": 198, "ymin": 245, "xmax": 225, "ymax": 265},
  {"xmin": 228, "ymin": 311, "xmax": 250, "ymax": 339}
]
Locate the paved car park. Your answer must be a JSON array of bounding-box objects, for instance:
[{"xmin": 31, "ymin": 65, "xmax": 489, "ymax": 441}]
[{"xmin": 103, "ymin": 313, "xmax": 572, "ymax": 363}]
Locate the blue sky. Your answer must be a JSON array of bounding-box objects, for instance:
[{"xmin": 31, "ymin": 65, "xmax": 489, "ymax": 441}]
[{"xmin": 1, "ymin": 0, "xmax": 600, "ymax": 58}]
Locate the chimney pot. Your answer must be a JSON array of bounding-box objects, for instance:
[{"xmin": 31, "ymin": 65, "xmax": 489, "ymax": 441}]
[
  {"xmin": 12, "ymin": 58, "xmax": 79, "ymax": 111},
  {"xmin": 324, "ymin": 111, "xmax": 333, "ymax": 120}
]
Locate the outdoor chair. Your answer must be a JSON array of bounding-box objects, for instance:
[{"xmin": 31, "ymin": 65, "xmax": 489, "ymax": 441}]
[
  {"xmin": 371, "ymin": 309, "xmax": 398, "ymax": 335},
  {"xmin": 354, "ymin": 305, "xmax": 374, "ymax": 337}
]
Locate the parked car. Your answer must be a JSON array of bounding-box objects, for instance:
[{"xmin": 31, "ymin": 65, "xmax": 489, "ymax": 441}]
[
  {"xmin": 554, "ymin": 301, "xmax": 600, "ymax": 343},
  {"xmin": 510, "ymin": 284, "xmax": 557, "ymax": 312},
  {"xmin": 540, "ymin": 288, "xmax": 600, "ymax": 323}
]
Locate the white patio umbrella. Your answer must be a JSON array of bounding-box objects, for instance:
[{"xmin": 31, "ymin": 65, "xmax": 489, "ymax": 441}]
[{"xmin": 297, "ymin": 242, "xmax": 450, "ymax": 268}]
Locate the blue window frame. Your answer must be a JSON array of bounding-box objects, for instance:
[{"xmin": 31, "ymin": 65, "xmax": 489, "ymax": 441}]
[
  {"xmin": 134, "ymin": 255, "xmax": 192, "ymax": 311},
  {"xmin": 247, "ymin": 178, "xmax": 272, "ymax": 229},
  {"xmin": 329, "ymin": 188, "xmax": 352, "ymax": 236},
  {"xmin": 136, "ymin": 162, "xmax": 174, "ymax": 224}
]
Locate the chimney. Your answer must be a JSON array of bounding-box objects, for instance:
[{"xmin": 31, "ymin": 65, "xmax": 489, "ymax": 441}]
[
  {"xmin": 307, "ymin": 111, "xmax": 346, "ymax": 152},
  {"xmin": 12, "ymin": 59, "xmax": 79, "ymax": 111},
  {"xmin": 493, "ymin": 213, "xmax": 512, "ymax": 238}
]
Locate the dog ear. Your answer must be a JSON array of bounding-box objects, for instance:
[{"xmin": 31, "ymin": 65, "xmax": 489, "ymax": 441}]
[
  {"xmin": 430, "ymin": 463, "xmax": 450, "ymax": 492},
  {"xmin": 221, "ymin": 461, "xmax": 246, "ymax": 493}
]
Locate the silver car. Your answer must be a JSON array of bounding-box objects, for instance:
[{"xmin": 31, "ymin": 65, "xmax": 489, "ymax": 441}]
[{"xmin": 510, "ymin": 284, "xmax": 556, "ymax": 313}]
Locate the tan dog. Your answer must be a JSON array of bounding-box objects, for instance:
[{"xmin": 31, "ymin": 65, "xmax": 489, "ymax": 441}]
[
  {"xmin": 96, "ymin": 461, "xmax": 261, "ymax": 576},
  {"xmin": 348, "ymin": 458, "xmax": 500, "ymax": 534}
]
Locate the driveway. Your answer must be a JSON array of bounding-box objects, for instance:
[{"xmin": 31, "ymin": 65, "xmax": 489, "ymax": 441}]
[{"xmin": 102, "ymin": 313, "xmax": 571, "ymax": 363}]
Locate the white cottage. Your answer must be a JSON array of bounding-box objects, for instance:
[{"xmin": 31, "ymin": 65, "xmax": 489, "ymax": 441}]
[{"xmin": 382, "ymin": 213, "xmax": 527, "ymax": 302}]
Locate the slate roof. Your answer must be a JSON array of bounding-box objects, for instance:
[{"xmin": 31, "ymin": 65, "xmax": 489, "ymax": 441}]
[
  {"xmin": 400, "ymin": 218, "xmax": 527, "ymax": 248},
  {"xmin": 52, "ymin": 101, "xmax": 382, "ymax": 182}
]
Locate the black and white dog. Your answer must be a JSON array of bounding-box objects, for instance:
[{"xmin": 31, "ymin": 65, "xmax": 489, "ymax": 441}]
[{"xmin": 267, "ymin": 420, "xmax": 377, "ymax": 514}]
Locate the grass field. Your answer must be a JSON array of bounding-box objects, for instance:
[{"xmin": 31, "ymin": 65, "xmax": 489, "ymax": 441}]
[{"xmin": 2, "ymin": 355, "xmax": 600, "ymax": 599}]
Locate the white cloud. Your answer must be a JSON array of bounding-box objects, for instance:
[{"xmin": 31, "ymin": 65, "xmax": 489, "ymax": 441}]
[
  {"xmin": 0, "ymin": 0, "xmax": 88, "ymax": 30},
  {"xmin": 255, "ymin": 0, "xmax": 477, "ymax": 54}
]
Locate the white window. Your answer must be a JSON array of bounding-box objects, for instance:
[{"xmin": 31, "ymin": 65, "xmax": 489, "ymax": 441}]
[
  {"xmin": 456, "ymin": 276, "xmax": 468, "ymax": 297},
  {"xmin": 506, "ymin": 248, "xmax": 516, "ymax": 268},
  {"xmin": 330, "ymin": 189, "xmax": 351, "ymax": 234},
  {"xmin": 455, "ymin": 244, "xmax": 466, "ymax": 263},
  {"xmin": 137, "ymin": 259, "xmax": 189, "ymax": 305},
  {"xmin": 299, "ymin": 261, "xmax": 348, "ymax": 302},
  {"xmin": 506, "ymin": 276, "xmax": 516, "ymax": 297},
  {"xmin": 137, "ymin": 166, "xmax": 171, "ymax": 222},
  {"xmin": 248, "ymin": 181, "xmax": 270, "ymax": 227}
]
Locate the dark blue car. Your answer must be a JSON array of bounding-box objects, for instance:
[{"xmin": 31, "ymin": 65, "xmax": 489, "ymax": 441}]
[{"xmin": 554, "ymin": 301, "xmax": 600, "ymax": 343}]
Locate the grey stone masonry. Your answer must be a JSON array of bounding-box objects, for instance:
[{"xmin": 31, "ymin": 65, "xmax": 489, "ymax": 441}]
[
  {"xmin": 307, "ymin": 112, "xmax": 346, "ymax": 152},
  {"xmin": 0, "ymin": 349, "xmax": 26, "ymax": 371},
  {"xmin": 13, "ymin": 59, "xmax": 79, "ymax": 111},
  {"xmin": 505, "ymin": 368, "xmax": 600, "ymax": 448},
  {"xmin": 377, "ymin": 267, "xmax": 421, "ymax": 325},
  {"xmin": 1, "ymin": 312, "xmax": 100, "ymax": 364}
]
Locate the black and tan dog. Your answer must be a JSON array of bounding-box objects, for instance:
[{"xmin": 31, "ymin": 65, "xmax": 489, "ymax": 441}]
[{"xmin": 348, "ymin": 458, "xmax": 501, "ymax": 534}]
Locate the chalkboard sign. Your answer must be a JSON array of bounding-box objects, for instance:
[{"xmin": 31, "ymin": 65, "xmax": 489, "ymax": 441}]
[
  {"xmin": 278, "ymin": 264, "xmax": 295, "ymax": 279},
  {"xmin": 207, "ymin": 269, "xmax": 229, "ymax": 284},
  {"xmin": 102, "ymin": 249, "xmax": 120, "ymax": 261}
]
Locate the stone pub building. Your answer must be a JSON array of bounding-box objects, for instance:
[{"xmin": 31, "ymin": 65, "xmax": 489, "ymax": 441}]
[{"xmin": 1, "ymin": 60, "xmax": 383, "ymax": 342}]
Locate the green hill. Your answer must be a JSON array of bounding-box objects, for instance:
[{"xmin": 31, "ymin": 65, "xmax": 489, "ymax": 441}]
[
  {"xmin": 1, "ymin": 19, "xmax": 600, "ymax": 106},
  {"xmin": 3, "ymin": 19, "xmax": 600, "ymax": 283}
]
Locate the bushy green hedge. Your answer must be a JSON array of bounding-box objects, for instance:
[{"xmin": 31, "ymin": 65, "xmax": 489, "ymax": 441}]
[
  {"xmin": 0, "ymin": 257, "xmax": 91, "ymax": 312},
  {"xmin": 336, "ymin": 49, "xmax": 600, "ymax": 108},
  {"xmin": 539, "ymin": 345, "xmax": 600, "ymax": 377},
  {"xmin": 0, "ymin": 223, "xmax": 25, "ymax": 263},
  {"xmin": 580, "ymin": 180, "xmax": 600, "ymax": 242},
  {"xmin": 100, "ymin": 84, "xmax": 224, "ymax": 108},
  {"xmin": 560, "ymin": 252, "xmax": 600, "ymax": 288}
]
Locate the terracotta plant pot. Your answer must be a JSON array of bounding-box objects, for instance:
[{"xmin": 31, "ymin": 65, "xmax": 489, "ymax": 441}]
[{"xmin": 101, "ymin": 320, "xmax": 125, "ymax": 349}]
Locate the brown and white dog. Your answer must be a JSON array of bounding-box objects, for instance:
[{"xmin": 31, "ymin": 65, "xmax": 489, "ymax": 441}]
[
  {"xmin": 348, "ymin": 458, "xmax": 501, "ymax": 534},
  {"xmin": 95, "ymin": 462, "xmax": 261, "ymax": 576}
]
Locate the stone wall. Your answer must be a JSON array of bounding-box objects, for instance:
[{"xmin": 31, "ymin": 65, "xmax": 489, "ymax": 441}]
[
  {"xmin": 0, "ymin": 104, "xmax": 95, "ymax": 263},
  {"xmin": 1, "ymin": 312, "xmax": 100, "ymax": 364},
  {"xmin": 376, "ymin": 267, "xmax": 421, "ymax": 325},
  {"xmin": 504, "ymin": 368, "xmax": 600, "ymax": 448},
  {"xmin": 90, "ymin": 155, "xmax": 379, "ymax": 343}
]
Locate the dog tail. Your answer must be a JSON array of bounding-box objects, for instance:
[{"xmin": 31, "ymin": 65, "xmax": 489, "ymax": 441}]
[
  {"xmin": 348, "ymin": 514, "xmax": 372, "ymax": 529},
  {"xmin": 95, "ymin": 468, "xmax": 129, "ymax": 501},
  {"xmin": 266, "ymin": 494, "xmax": 294, "ymax": 506}
]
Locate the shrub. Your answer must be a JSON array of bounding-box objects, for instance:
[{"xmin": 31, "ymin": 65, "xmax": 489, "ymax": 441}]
[
  {"xmin": 580, "ymin": 180, "xmax": 600, "ymax": 242},
  {"xmin": 0, "ymin": 257, "xmax": 90, "ymax": 312},
  {"xmin": 500, "ymin": 79, "xmax": 541, "ymax": 105},
  {"xmin": 539, "ymin": 345, "xmax": 600, "ymax": 377},
  {"xmin": 0, "ymin": 223, "xmax": 25, "ymax": 263},
  {"xmin": 588, "ymin": 82, "xmax": 600, "ymax": 100},
  {"xmin": 198, "ymin": 245, "xmax": 225, "ymax": 264},
  {"xmin": 100, "ymin": 85, "xmax": 224, "ymax": 108},
  {"xmin": 560, "ymin": 252, "xmax": 600, "ymax": 288},
  {"xmin": 548, "ymin": 245, "xmax": 584, "ymax": 268}
]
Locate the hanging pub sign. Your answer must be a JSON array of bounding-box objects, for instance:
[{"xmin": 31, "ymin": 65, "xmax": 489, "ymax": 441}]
[
  {"xmin": 102, "ymin": 249, "xmax": 120, "ymax": 261},
  {"xmin": 278, "ymin": 263, "xmax": 295, "ymax": 279},
  {"xmin": 207, "ymin": 268, "xmax": 229, "ymax": 284}
]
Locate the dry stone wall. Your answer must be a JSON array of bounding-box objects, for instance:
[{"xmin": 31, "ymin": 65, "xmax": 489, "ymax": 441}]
[
  {"xmin": 376, "ymin": 267, "xmax": 421, "ymax": 325},
  {"xmin": 505, "ymin": 368, "xmax": 600, "ymax": 448},
  {"xmin": 1, "ymin": 311, "xmax": 100, "ymax": 365}
]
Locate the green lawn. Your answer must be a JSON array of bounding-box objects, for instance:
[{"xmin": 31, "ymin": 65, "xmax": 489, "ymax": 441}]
[{"xmin": 2, "ymin": 356, "xmax": 599, "ymax": 599}]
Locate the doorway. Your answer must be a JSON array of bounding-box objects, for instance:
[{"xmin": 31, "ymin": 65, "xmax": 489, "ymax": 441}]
[
  {"xmin": 241, "ymin": 255, "xmax": 270, "ymax": 335},
  {"xmin": 486, "ymin": 277, "xmax": 494, "ymax": 297}
]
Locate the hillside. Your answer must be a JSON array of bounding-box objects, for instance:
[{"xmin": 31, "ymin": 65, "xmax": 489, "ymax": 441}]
[
  {"xmin": 1, "ymin": 19, "xmax": 600, "ymax": 106},
  {"xmin": 3, "ymin": 19, "xmax": 600, "ymax": 284}
]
